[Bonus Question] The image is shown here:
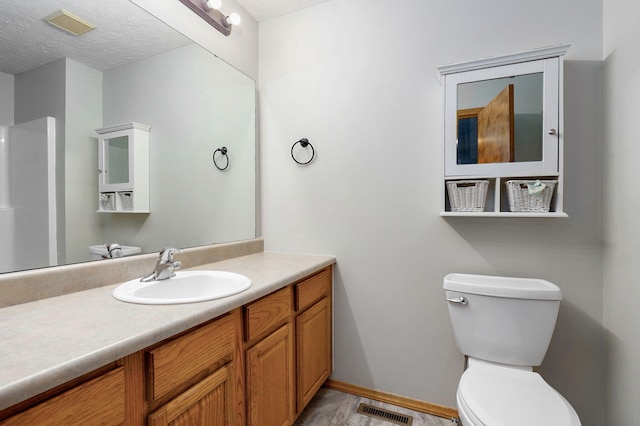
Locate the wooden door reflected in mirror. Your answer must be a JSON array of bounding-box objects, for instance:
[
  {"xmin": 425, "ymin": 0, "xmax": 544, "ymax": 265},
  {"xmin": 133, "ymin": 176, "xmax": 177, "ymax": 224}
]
[
  {"xmin": 457, "ymin": 84, "xmax": 514, "ymax": 164},
  {"xmin": 456, "ymin": 73, "xmax": 543, "ymax": 166}
]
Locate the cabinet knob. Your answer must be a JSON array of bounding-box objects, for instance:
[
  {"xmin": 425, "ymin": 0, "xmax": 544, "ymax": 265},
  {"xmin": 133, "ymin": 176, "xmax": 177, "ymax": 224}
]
[{"xmin": 548, "ymin": 129, "xmax": 557, "ymax": 135}]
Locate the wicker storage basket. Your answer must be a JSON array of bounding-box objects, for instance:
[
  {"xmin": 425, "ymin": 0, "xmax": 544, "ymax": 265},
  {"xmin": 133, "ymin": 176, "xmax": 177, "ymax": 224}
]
[
  {"xmin": 446, "ymin": 180, "xmax": 489, "ymax": 212},
  {"xmin": 506, "ymin": 180, "xmax": 557, "ymax": 212}
]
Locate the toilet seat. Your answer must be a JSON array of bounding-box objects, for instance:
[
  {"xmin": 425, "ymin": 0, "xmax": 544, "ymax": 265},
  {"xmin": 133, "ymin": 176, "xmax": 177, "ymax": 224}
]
[{"xmin": 457, "ymin": 361, "xmax": 581, "ymax": 426}]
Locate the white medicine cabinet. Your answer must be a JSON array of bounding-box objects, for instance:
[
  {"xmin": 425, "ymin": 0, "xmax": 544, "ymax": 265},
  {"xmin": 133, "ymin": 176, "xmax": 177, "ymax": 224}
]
[
  {"xmin": 96, "ymin": 122, "xmax": 150, "ymax": 213},
  {"xmin": 437, "ymin": 45, "xmax": 569, "ymax": 217}
]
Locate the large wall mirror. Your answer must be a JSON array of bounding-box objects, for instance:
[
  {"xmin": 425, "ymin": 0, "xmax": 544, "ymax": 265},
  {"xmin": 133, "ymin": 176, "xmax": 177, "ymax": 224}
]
[{"xmin": 0, "ymin": 0, "xmax": 256, "ymax": 274}]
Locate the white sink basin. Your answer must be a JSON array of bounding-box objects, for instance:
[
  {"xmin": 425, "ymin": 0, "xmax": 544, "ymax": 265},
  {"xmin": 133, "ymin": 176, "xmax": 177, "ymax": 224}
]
[{"xmin": 112, "ymin": 270, "xmax": 252, "ymax": 304}]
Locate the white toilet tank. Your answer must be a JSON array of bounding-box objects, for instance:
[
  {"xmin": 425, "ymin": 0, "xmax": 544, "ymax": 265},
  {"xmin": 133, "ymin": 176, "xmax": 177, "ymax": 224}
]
[
  {"xmin": 89, "ymin": 244, "xmax": 142, "ymax": 260},
  {"xmin": 444, "ymin": 273, "xmax": 562, "ymax": 367}
]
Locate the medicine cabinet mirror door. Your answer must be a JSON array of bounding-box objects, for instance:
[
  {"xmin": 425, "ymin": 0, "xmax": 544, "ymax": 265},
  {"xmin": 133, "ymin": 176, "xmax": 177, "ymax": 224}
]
[
  {"xmin": 100, "ymin": 134, "xmax": 131, "ymax": 190},
  {"xmin": 99, "ymin": 130, "xmax": 133, "ymax": 192},
  {"xmin": 444, "ymin": 58, "xmax": 560, "ymax": 177}
]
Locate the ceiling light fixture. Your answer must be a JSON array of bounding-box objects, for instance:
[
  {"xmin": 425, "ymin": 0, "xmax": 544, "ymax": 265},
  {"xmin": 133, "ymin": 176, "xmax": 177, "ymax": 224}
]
[
  {"xmin": 224, "ymin": 12, "xmax": 242, "ymax": 26},
  {"xmin": 179, "ymin": 0, "xmax": 241, "ymax": 36},
  {"xmin": 204, "ymin": 0, "xmax": 222, "ymax": 11}
]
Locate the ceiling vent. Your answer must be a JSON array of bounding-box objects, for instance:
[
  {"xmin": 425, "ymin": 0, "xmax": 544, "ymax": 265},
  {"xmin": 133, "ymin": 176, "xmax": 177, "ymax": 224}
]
[{"xmin": 44, "ymin": 10, "xmax": 96, "ymax": 36}]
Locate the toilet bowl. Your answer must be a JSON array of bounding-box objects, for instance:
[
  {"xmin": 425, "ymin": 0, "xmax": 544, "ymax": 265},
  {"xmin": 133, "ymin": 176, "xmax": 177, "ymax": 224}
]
[
  {"xmin": 443, "ymin": 273, "xmax": 581, "ymax": 426},
  {"xmin": 456, "ymin": 358, "xmax": 580, "ymax": 426}
]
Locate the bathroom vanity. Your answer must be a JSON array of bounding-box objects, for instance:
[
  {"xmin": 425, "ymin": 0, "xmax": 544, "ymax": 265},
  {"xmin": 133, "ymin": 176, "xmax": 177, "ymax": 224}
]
[{"xmin": 0, "ymin": 249, "xmax": 334, "ymax": 425}]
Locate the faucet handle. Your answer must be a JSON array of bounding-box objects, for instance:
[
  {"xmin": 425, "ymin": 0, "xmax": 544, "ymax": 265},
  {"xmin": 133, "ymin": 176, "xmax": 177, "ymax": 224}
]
[{"xmin": 159, "ymin": 247, "xmax": 179, "ymax": 262}]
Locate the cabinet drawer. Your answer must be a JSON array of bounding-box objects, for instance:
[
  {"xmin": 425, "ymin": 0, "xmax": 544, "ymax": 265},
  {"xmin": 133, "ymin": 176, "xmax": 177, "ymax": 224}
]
[
  {"xmin": 0, "ymin": 367, "xmax": 125, "ymax": 426},
  {"xmin": 148, "ymin": 364, "xmax": 235, "ymax": 426},
  {"xmin": 245, "ymin": 286, "xmax": 291, "ymax": 344},
  {"xmin": 295, "ymin": 267, "xmax": 332, "ymax": 312},
  {"xmin": 147, "ymin": 311, "xmax": 237, "ymax": 403}
]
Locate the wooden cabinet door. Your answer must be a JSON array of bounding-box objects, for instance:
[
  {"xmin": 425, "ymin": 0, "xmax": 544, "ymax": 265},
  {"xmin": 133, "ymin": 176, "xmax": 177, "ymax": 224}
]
[
  {"xmin": 0, "ymin": 367, "xmax": 125, "ymax": 426},
  {"xmin": 148, "ymin": 364, "xmax": 235, "ymax": 426},
  {"xmin": 296, "ymin": 297, "xmax": 331, "ymax": 412},
  {"xmin": 246, "ymin": 324, "xmax": 294, "ymax": 426}
]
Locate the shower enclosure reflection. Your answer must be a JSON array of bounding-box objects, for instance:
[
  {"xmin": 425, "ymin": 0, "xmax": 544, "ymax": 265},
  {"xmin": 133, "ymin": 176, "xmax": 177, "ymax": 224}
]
[
  {"xmin": 0, "ymin": 125, "xmax": 16, "ymax": 272},
  {"xmin": 0, "ymin": 119, "xmax": 57, "ymax": 273}
]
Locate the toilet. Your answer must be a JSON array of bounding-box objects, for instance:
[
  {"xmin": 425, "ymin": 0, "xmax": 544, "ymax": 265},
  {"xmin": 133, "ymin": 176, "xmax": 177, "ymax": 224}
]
[
  {"xmin": 88, "ymin": 244, "xmax": 141, "ymax": 260},
  {"xmin": 443, "ymin": 273, "xmax": 581, "ymax": 426}
]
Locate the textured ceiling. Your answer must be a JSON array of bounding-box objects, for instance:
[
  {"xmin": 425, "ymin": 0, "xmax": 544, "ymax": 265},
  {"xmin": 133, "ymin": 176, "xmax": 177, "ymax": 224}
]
[
  {"xmin": 0, "ymin": 0, "xmax": 189, "ymax": 75},
  {"xmin": 0, "ymin": 0, "xmax": 331, "ymax": 76},
  {"xmin": 235, "ymin": 0, "xmax": 332, "ymax": 21}
]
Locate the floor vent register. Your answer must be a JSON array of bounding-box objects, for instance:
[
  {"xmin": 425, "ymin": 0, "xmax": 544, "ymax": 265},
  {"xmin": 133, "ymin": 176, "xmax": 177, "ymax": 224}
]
[{"xmin": 356, "ymin": 403, "xmax": 413, "ymax": 425}]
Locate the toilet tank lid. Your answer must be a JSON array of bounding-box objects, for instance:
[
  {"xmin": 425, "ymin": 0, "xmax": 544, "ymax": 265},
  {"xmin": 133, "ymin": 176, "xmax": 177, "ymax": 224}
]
[{"xmin": 444, "ymin": 273, "xmax": 562, "ymax": 300}]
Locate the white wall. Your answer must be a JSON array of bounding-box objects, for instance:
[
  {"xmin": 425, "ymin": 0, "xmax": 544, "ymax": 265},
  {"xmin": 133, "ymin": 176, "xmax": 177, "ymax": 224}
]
[
  {"xmin": 603, "ymin": 1, "xmax": 640, "ymax": 424},
  {"xmin": 12, "ymin": 59, "xmax": 104, "ymax": 265},
  {"xmin": 14, "ymin": 59, "xmax": 67, "ymax": 264},
  {"xmin": 64, "ymin": 59, "xmax": 103, "ymax": 263},
  {"xmin": 102, "ymin": 43, "xmax": 256, "ymax": 252},
  {"xmin": 259, "ymin": 0, "xmax": 604, "ymax": 424},
  {"xmin": 0, "ymin": 72, "xmax": 13, "ymax": 125}
]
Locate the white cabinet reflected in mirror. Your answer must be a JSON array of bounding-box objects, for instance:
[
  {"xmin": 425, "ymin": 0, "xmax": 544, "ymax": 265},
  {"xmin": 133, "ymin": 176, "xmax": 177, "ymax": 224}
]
[
  {"xmin": 97, "ymin": 122, "xmax": 150, "ymax": 213},
  {"xmin": 438, "ymin": 45, "xmax": 569, "ymax": 217}
]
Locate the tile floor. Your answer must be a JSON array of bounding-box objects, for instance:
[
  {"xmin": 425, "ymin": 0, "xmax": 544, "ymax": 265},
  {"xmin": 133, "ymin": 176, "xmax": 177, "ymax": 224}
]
[{"xmin": 294, "ymin": 387, "xmax": 455, "ymax": 426}]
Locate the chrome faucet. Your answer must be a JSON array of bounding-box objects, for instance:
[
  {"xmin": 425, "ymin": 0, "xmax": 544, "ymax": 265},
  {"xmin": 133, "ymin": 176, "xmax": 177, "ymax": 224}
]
[{"xmin": 141, "ymin": 248, "xmax": 182, "ymax": 282}]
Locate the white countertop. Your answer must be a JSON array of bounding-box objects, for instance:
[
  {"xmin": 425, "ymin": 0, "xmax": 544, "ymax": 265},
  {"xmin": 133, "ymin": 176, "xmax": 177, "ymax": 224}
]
[{"xmin": 0, "ymin": 251, "xmax": 335, "ymax": 411}]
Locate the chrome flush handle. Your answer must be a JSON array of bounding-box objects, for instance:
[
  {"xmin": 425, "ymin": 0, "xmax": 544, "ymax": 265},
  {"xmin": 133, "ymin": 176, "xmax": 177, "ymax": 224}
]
[{"xmin": 446, "ymin": 296, "xmax": 468, "ymax": 306}]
